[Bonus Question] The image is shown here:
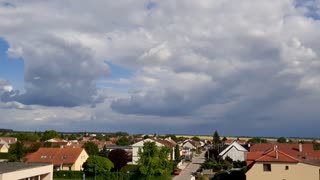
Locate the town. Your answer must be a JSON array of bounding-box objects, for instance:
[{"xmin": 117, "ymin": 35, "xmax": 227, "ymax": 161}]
[
  {"xmin": 1, "ymin": 0, "xmax": 320, "ymax": 179},
  {"xmin": 1, "ymin": 129, "xmax": 320, "ymax": 180}
]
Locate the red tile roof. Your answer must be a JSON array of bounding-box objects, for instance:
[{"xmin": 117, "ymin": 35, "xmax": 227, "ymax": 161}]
[
  {"xmin": 255, "ymin": 150, "xmax": 299, "ymax": 163},
  {"xmin": 248, "ymin": 143, "xmax": 320, "ymax": 167},
  {"xmin": 224, "ymin": 139, "xmax": 247, "ymax": 145},
  {"xmin": 26, "ymin": 148, "xmax": 86, "ymax": 166},
  {"xmin": 250, "ymin": 143, "xmax": 320, "ymax": 160},
  {"xmin": 156, "ymin": 139, "xmax": 176, "ymax": 148},
  {"xmin": 0, "ymin": 137, "xmax": 17, "ymax": 144}
]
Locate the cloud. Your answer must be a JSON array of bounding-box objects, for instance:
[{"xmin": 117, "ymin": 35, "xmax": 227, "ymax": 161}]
[{"xmin": 1, "ymin": 0, "xmax": 320, "ymax": 136}]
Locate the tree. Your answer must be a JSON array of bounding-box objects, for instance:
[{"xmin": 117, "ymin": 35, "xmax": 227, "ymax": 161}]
[
  {"xmin": 99, "ymin": 145, "xmax": 109, "ymax": 158},
  {"xmin": 83, "ymin": 155, "xmax": 114, "ymax": 176},
  {"xmin": 248, "ymin": 137, "xmax": 267, "ymax": 143},
  {"xmin": 277, "ymin": 137, "xmax": 287, "ymax": 143},
  {"xmin": 40, "ymin": 130, "xmax": 59, "ymax": 141},
  {"xmin": 8, "ymin": 141, "xmax": 26, "ymax": 161},
  {"xmin": 192, "ymin": 136, "xmax": 201, "ymax": 141},
  {"xmin": 137, "ymin": 141, "xmax": 173, "ymax": 177},
  {"xmin": 213, "ymin": 130, "xmax": 221, "ymax": 144},
  {"xmin": 115, "ymin": 131, "xmax": 129, "ymax": 137},
  {"xmin": 26, "ymin": 142, "xmax": 41, "ymax": 153},
  {"xmin": 68, "ymin": 134, "xmax": 77, "ymax": 141},
  {"xmin": 222, "ymin": 137, "xmax": 227, "ymax": 142},
  {"xmin": 83, "ymin": 141, "xmax": 99, "ymax": 156},
  {"xmin": 108, "ymin": 149, "xmax": 128, "ymax": 171},
  {"xmin": 174, "ymin": 144, "xmax": 180, "ymax": 161},
  {"xmin": 14, "ymin": 133, "xmax": 39, "ymax": 142},
  {"xmin": 116, "ymin": 137, "xmax": 130, "ymax": 146}
]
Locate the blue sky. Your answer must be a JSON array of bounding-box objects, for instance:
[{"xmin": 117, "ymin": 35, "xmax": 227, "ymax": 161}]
[
  {"xmin": 0, "ymin": 38, "xmax": 24, "ymax": 90},
  {"xmin": 1, "ymin": 0, "xmax": 320, "ymax": 137}
]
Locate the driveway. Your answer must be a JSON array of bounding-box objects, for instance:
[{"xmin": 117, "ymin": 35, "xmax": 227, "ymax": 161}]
[{"xmin": 173, "ymin": 151, "xmax": 206, "ymax": 180}]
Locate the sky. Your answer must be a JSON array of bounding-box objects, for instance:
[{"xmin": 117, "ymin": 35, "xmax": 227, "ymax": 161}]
[{"xmin": 1, "ymin": 0, "xmax": 320, "ymax": 137}]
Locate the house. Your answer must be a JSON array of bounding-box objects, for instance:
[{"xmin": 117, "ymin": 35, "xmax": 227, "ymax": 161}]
[
  {"xmin": 219, "ymin": 141, "xmax": 247, "ymax": 161},
  {"xmin": 26, "ymin": 147, "xmax": 89, "ymax": 171},
  {"xmin": 0, "ymin": 162, "xmax": 53, "ymax": 180},
  {"xmin": 246, "ymin": 147, "xmax": 320, "ymax": 180},
  {"xmin": 247, "ymin": 143, "xmax": 320, "ymax": 180},
  {"xmin": 182, "ymin": 140, "xmax": 198, "ymax": 150},
  {"xmin": 131, "ymin": 138, "xmax": 176, "ymax": 164}
]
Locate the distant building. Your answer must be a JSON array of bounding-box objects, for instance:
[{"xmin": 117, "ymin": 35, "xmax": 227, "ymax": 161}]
[{"xmin": 0, "ymin": 162, "xmax": 53, "ymax": 180}]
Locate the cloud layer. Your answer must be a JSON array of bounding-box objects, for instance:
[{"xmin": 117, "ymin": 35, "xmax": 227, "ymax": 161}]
[{"xmin": 1, "ymin": 0, "xmax": 320, "ymax": 136}]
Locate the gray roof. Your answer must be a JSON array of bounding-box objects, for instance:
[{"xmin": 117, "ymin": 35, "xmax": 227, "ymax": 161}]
[{"xmin": 0, "ymin": 162, "xmax": 51, "ymax": 174}]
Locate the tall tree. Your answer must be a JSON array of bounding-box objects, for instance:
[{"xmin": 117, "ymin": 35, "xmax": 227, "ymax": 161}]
[
  {"xmin": 174, "ymin": 144, "xmax": 180, "ymax": 161},
  {"xmin": 83, "ymin": 141, "xmax": 99, "ymax": 156},
  {"xmin": 99, "ymin": 145, "xmax": 109, "ymax": 158},
  {"xmin": 8, "ymin": 141, "xmax": 26, "ymax": 161},
  {"xmin": 108, "ymin": 149, "xmax": 128, "ymax": 171},
  {"xmin": 137, "ymin": 141, "xmax": 173, "ymax": 177},
  {"xmin": 213, "ymin": 130, "xmax": 221, "ymax": 144}
]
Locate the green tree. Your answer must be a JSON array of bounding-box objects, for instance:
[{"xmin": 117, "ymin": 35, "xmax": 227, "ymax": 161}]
[
  {"xmin": 8, "ymin": 141, "xmax": 26, "ymax": 161},
  {"xmin": 26, "ymin": 143, "xmax": 41, "ymax": 153},
  {"xmin": 192, "ymin": 136, "xmax": 201, "ymax": 141},
  {"xmin": 166, "ymin": 134, "xmax": 178, "ymax": 142},
  {"xmin": 99, "ymin": 145, "xmax": 109, "ymax": 158},
  {"xmin": 277, "ymin": 137, "xmax": 287, "ymax": 143},
  {"xmin": 14, "ymin": 133, "xmax": 39, "ymax": 142},
  {"xmin": 40, "ymin": 130, "xmax": 59, "ymax": 141},
  {"xmin": 83, "ymin": 141, "xmax": 99, "ymax": 156},
  {"xmin": 248, "ymin": 137, "xmax": 267, "ymax": 143},
  {"xmin": 174, "ymin": 144, "xmax": 180, "ymax": 161},
  {"xmin": 108, "ymin": 149, "xmax": 128, "ymax": 171},
  {"xmin": 116, "ymin": 137, "xmax": 130, "ymax": 146},
  {"xmin": 115, "ymin": 131, "xmax": 129, "ymax": 137},
  {"xmin": 137, "ymin": 141, "xmax": 173, "ymax": 177},
  {"xmin": 213, "ymin": 130, "xmax": 221, "ymax": 144},
  {"xmin": 68, "ymin": 134, "xmax": 77, "ymax": 141},
  {"xmin": 82, "ymin": 155, "xmax": 114, "ymax": 176},
  {"xmin": 222, "ymin": 137, "xmax": 227, "ymax": 142}
]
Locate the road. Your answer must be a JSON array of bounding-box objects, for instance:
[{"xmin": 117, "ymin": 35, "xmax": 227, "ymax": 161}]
[{"xmin": 173, "ymin": 152, "xmax": 206, "ymax": 180}]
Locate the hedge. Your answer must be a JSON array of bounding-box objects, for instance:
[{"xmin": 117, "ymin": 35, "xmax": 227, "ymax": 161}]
[{"xmin": 0, "ymin": 153, "xmax": 9, "ymax": 159}]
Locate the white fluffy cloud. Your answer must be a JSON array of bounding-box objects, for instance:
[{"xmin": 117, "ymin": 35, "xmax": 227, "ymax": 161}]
[{"xmin": 1, "ymin": 0, "xmax": 320, "ymax": 136}]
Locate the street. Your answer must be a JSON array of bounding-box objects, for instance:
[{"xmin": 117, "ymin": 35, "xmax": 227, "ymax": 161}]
[{"xmin": 173, "ymin": 151, "xmax": 206, "ymax": 180}]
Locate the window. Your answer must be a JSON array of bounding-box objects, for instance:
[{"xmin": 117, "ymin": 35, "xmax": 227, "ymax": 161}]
[
  {"xmin": 285, "ymin": 166, "xmax": 289, "ymax": 170},
  {"xmin": 40, "ymin": 155, "xmax": 47, "ymax": 159},
  {"xmin": 263, "ymin": 164, "xmax": 271, "ymax": 171}
]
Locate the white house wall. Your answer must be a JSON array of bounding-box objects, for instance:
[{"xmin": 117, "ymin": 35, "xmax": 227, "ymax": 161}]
[{"xmin": 222, "ymin": 146, "xmax": 246, "ymax": 161}]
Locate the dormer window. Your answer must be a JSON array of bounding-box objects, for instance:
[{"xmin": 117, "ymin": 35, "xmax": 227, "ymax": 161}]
[
  {"xmin": 41, "ymin": 155, "xmax": 47, "ymax": 159},
  {"xmin": 62, "ymin": 155, "xmax": 68, "ymax": 159}
]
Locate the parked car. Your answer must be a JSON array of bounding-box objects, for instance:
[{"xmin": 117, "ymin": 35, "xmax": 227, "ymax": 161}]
[{"xmin": 172, "ymin": 169, "xmax": 181, "ymax": 175}]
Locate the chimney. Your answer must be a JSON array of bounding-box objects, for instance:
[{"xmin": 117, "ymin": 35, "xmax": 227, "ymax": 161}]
[
  {"xmin": 299, "ymin": 143, "xmax": 303, "ymax": 152},
  {"xmin": 274, "ymin": 145, "xmax": 278, "ymax": 159}
]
